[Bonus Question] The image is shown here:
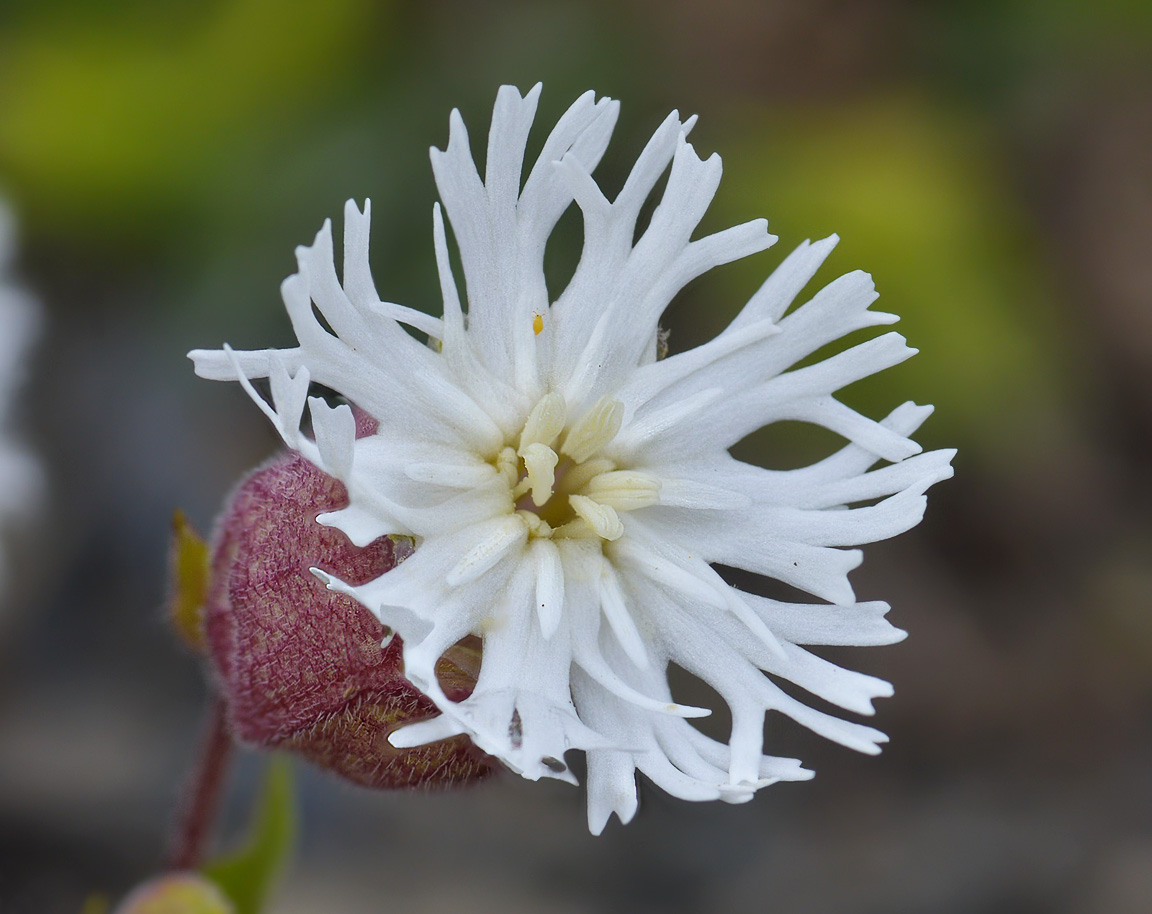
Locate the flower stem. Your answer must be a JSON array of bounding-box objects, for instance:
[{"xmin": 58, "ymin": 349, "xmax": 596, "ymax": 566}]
[{"xmin": 166, "ymin": 695, "xmax": 232, "ymax": 871}]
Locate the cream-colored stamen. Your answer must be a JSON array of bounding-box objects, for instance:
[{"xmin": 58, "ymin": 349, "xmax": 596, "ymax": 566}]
[
  {"xmin": 558, "ymin": 457, "xmax": 615, "ymax": 495},
  {"xmin": 522, "ymin": 443, "xmax": 559, "ymax": 507},
  {"xmin": 583, "ymin": 470, "xmax": 661, "ymax": 511},
  {"xmin": 505, "ymin": 393, "xmax": 652, "ymax": 543},
  {"xmin": 518, "ymin": 392, "xmax": 567, "ymax": 455},
  {"xmin": 561, "ymin": 396, "xmax": 624, "ymax": 463},
  {"xmin": 569, "ymin": 495, "xmax": 624, "ymax": 541},
  {"xmin": 552, "ymin": 518, "xmax": 598, "ymax": 539},
  {"xmin": 518, "ymin": 510, "xmax": 553, "ymax": 538}
]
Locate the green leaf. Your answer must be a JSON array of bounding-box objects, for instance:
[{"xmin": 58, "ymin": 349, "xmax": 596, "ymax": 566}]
[
  {"xmin": 0, "ymin": 0, "xmax": 381, "ymax": 235},
  {"xmin": 168, "ymin": 509, "xmax": 210, "ymax": 653},
  {"xmin": 202, "ymin": 758, "xmax": 297, "ymax": 914},
  {"xmin": 712, "ymin": 95, "xmax": 1079, "ymax": 466}
]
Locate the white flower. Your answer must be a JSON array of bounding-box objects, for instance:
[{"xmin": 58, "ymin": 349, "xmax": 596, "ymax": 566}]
[
  {"xmin": 0, "ymin": 202, "xmax": 41, "ymax": 601},
  {"xmin": 191, "ymin": 85, "xmax": 954, "ymax": 833}
]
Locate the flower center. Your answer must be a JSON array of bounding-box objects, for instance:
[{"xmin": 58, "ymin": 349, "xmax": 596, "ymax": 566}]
[{"xmin": 495, "ymin": 393, "xmax": 659, "ymax": 542}]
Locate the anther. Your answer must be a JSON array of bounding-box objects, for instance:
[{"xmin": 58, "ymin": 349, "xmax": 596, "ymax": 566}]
[
  {"xmin": 522, "ymin": 443, "xmax": 559, "ymax": 507},
  {"xmin": 558, "ymin": 458, "xmax": 615, "ymax": 495},
  {"xmin": 518, "ymin": 393, "xmax": 567, "ymax": 455},
  {"xmin": 583, "ymin": 470, "xmax": 661, "ymax": 511},
  {"xmin": 569, "ymin": 495, "xmax": 624, "ymax": 541},
  {"xmin": 561, "ymin": 396, "xmax": 624, "ymax": 463}
]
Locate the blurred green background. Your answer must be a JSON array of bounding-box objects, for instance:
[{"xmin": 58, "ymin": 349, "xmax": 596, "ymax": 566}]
[{"xmin": 0, "ymin": 1, "xmax": 1150, "ymax": 912}]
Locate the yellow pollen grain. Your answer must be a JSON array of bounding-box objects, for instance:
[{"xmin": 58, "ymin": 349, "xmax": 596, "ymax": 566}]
[{"xmin": 533, "ymin": 313, "xmax": 544, "ymax": 335}]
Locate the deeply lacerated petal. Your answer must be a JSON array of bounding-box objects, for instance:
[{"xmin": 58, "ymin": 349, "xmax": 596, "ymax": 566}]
[
  {"xmin": 606, "ymin": 261, "xmax": 900, "ymax": 464},
  {"xmin": 432, "ymin": 85, "xmax": 619, "ymax": 388},
  {"xmin": 396, "ymin": 557, "xmax": 614, "ymax": 782},
  {"xmin": 574, "ymin": 643, "xmax": 814, "ymax": 833},
  {"xmin": 557, "ymin": 136, "xmax": 777, "ymax": 410}
]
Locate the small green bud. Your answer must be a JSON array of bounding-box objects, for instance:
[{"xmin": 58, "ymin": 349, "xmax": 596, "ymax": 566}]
[{"xmin": 113, "ymin": 874, "xmax": 233, "ymax": 914}]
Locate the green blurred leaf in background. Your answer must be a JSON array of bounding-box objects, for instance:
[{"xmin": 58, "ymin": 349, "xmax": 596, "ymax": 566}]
[
  {"xmin": 202, "ymin": 758, "xmax": 296, "ymax": 914},
  {"xmin": 714, "ymin": 95, "xmax": 1079, "ymax": 464},
  {"xmin": 0, "ymin": 0, "xmax": 380, "ymax": 237}
]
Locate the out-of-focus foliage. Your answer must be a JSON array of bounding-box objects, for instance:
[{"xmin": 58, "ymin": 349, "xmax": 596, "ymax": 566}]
[
  {"xmin": 202, "ymin": 759, "xmax": 296, "ymax": 914},
  {"xmin": 0, "ymin": 0, "xmax": 381, "ymax": 236},
  {"xmin": 715, "ymin": 96, "xmax": 1074, "ymax": 459},
  {"xmin": 931, "ymin": 0, "xmax": 1152, "ymax": 82},
  {"xmin": 167, "ymin": 510, "xmax": 209, "ymax": 653}
]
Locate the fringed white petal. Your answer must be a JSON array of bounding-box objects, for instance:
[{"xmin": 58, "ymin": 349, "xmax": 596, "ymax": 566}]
[{"xmin": 556, "ymin": 134, "xmax": 777, "ymax": 409}]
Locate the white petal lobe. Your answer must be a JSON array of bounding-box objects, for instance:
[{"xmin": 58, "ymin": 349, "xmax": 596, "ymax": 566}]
[
  {"xmin": 446, "ymin": 516, "xmax": 526, "ymax": 586},
  {"xmin": 533, "ymin": 539, "xmax": 565, "ymax": 639}
]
